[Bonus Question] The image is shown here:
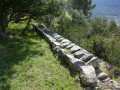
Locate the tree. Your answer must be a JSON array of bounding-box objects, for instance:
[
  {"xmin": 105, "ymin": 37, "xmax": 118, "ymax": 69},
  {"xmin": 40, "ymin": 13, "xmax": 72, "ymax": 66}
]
[
  {"xmin": 90, "ymin": 17, "xmax": 108, "ymax": 36},
  {"xmin": 69, "ymin": 9, "xmax": 87, "ymax": 26},
  {"xmin": 0, "ymin": 0, "xmax": 64, "ymax": 37},
  {"xmin": 69, "ymin": 0, "xmax": 96, "ymax": 17},
  {"xmin": 109, "ymin": 20, "xmax": 117, "ymax": 33}
]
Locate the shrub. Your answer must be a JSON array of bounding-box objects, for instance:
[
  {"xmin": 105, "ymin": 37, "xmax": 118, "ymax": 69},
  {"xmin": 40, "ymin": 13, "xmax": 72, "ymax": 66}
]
[
  {"xmin": 92, "ymin": 36, "xmax": 106, "ymax": 58},
  {"xmin": 57, "ymin": 15, "xmax": 72, "ymax": 34},
  {"xmin": 90, "ymin": 17, "xmax": 108, "ymax": 37},
  {"xmin": 104, "ymin": 39, "xmax": 120, "ymax": 67}
]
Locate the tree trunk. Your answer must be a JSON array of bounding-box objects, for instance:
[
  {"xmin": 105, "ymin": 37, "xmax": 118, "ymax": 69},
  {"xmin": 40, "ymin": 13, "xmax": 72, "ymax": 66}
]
[
  {"xmin": 0, "ymin": 26, "xmax": 5, "ymax": 37},
  {"xmin": 0, "ymin": 15, "xmax": 8, "ymax": 37},
  {"xmin": 0, "ymin": 22, "xmax": 8, "ymax": 37}
]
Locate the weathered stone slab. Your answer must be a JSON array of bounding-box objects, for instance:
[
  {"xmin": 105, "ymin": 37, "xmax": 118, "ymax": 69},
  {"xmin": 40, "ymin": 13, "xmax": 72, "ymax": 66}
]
[
  {"xmin": 74, "ymin": 51, "xmax": 84, "ymax": 59},
  {"xmin": 44, "ymin": 34, "xmax": 56, "ymax": 44},
  {"xmin": 102, "ymin": 78, "xmax": 110, "ymax": 82},
  {"xmin": 64, "ymin": 54, "xmax": 85, "ymax": 70},
  {"xmin": 79, "ymin": 66, "xmax": 98, "ymax": 87},
  {"xmin": 73, "ymin": 59, "xmax": 85, "ymax": 70},
  {"xmin": 44, "ymin": 28, "xmax": 54, "ymax": 35},
  {"xmin": 80, "ymin": 49, "xmax": 88, "ymax": 54},
  {"xmin": 60, "ymin": 39, "xmax": 70, "ymax": 44},
  {"xmin": 82, "ymin": 54, "xmax": 94, "ymax": 62},
  {"xmin": 45, "ymin": 28, "xmax": 54, "ymax": 33},
  {"xmin": 70, "ymin": 45, "xmax": 82, "ymax": 53},
  {"xmin": 58, "ymin": 48, "xmax": 68, "ymax": 58},
  {"xmin": 52, "ymin": 41, "xmax": 60, "ymax": 47},
  {"xmin": 73, "ymin": 49, "xmax": 88, "ymax": 58},
  {"xmin": 86, "ymin": 57, "xmax": 100, "ymax": 68},
  {"xmin": 60, "ymin": 42, "xmax": 71, "ymax": 48},
  {"xmin": 108, "ymin": 80, "xmax": 120, "ymax": 89},
  {"xmin": 84, "ymin": 87, "xmax": 98, "ymax": 90},
  {"xmin": 112, "ymin": 81, "xmax": 120, "ymax": 89},
  {"xmin": 66, "ymin": 43, "xmax": 76, "ymax": 49},
  {"xmin": 97, "ymin": 72, "xmax": 108, "ymax": 80},
  {"xmin": 115, "ymin": 85, "xmax": 120, "ymax": 89},
  {"xmin": 52, "ymin": 46, "xmax": 61, "ymax": 53},
  {"xmin": 53, "ymin": 34, "xmax": 62, "ymax": 40},
  {"xmin": 47, "ymin": 35, "xmax": 56, "ymax": 41}
]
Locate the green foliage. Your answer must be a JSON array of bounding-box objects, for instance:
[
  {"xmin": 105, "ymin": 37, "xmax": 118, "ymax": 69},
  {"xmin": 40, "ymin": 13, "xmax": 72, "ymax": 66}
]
[
  {"xmin": 0, "ymin": 0, "xmax": 64, "ymax": 36},
  {"xmin": 108, "ymin": 20, "xmax": 118, "ymax": 33},
  {"xmin": 90, "ymin": 17, "xmax": 120, "ymax": 38},
  {"xmin": 90, "ymin": 17, "xmax": 108, "ymax": 36},
  {"xmin": 69, "ymin": 9, "xmax": 89, "ymax": 26},
  {"xmin": 92, "ymin": 36, "xmax": 106, "ymax": 58},
  {"xmin": 58, "ymin": 18, "xmax": 71, "ymax": 32},
  {"xmin": 104, "ymin": 39, "xmax": 120, "ymax": 67},
  {"xmin": 53, "ymin": 13, "xmax": 120, "ymax": 68},
  {"xmin": 61, "ymin": 25, "xmax": 88, "ymax": 43},
  {"xmin": 53, "ymin": 9, "xmax": 91, "ymax": 35},
  {"xmin": 56, "ymin": 13, "xmax": 72, "ymax": 34},
  {"xmin": 69, "ymin": 0, "xmax": 96, "ymax": 17}
]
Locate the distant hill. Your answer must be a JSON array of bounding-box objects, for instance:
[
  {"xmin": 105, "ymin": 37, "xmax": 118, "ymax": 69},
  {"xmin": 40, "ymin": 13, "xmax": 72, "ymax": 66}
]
[{"xmin": 92, "ymin": 0, "xmax": 120, "ymax": 17}]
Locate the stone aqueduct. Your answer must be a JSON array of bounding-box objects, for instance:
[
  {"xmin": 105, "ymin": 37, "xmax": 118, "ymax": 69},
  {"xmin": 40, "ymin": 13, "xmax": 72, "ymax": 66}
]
[{"xmin": 34, "ymin": 24, "xmax": 120, "ymax": 89}]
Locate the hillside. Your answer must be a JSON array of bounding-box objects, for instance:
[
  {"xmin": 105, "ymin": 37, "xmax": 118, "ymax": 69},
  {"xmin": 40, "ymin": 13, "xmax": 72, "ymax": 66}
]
[{"xmin": 0, "ymin": 23, "xmax": 82, "ymax": 90}]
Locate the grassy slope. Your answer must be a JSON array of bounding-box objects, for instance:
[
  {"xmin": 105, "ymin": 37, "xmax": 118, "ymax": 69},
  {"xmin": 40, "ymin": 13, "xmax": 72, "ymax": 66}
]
[{"xmin": 0, "ymin": 23, "xmax": 82, "ymax": 90}]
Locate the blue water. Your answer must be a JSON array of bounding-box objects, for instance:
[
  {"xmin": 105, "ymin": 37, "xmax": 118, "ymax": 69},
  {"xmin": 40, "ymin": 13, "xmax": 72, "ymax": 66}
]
[
  {"xmin": 92, "ymin": 0, "xmax": 120, "ymax": 17},
  {"xmin": 92, "ymin": 0, "xmax": 120, "ymax": 26}
]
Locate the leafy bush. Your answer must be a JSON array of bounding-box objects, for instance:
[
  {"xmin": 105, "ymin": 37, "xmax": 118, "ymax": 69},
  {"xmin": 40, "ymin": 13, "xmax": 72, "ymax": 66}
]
[
  {"xmin": 69, "ymin": 9, "xmax": 88, "ymax": 26},
  {"xmin": 90, "ymin": 17, "xmax": 108, "ymax": 37},
  {"xmin": 50, "ymin": 7, "xmax": 120, "ymax": 69},
  {"xmin": 62, "ymin": 25, "xmax": 88, "ymax": 43},
  {"xmin": 104, "ymin": 39, "xmax": 120, "ymax": 67},
  {"xmin": 57, "ymin": 15, "xmax": 72, "ymax": 34},
  {"xmin": 90, "ymin": 18, "xmax": 120, "ymax": 38}
]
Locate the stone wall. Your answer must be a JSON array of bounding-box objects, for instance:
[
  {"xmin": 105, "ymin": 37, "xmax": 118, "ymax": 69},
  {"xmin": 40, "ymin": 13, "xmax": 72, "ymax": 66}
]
[{"xmin": 33, "ymin": 25, "xmax": 120, "ymax": 89}]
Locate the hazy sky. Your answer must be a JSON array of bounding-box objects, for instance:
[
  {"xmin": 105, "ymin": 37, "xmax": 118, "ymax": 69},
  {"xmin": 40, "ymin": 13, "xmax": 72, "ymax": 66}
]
[{"xmin": 92, "ymin": 0, "xmax": 120, "ymax": 17}]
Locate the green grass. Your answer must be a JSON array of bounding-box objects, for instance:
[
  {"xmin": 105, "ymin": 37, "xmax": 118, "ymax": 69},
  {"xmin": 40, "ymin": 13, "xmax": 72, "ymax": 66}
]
[{"xmin": 0, "ymin": 23, "xmax": 82, "ymax": 90}]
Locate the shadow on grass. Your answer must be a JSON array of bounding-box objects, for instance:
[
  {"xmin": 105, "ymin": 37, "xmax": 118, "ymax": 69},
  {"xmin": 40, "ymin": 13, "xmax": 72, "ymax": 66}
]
[
  {"xmin": 0, "ymin": 35, "xmax": 44, "ymax": 90},
  {"xmin": 49, "ymin": 47, "xmax": 78, "ymax": 77},
  {"xmin": 58, "ymin": 57, "xmax": 78, "ymax": 77}
]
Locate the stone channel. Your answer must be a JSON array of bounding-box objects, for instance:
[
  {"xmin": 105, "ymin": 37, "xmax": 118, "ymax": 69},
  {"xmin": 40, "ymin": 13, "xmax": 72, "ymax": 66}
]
[{"xmin": 34, "ymin": 24, "xmax": 120, "ymax": 90}]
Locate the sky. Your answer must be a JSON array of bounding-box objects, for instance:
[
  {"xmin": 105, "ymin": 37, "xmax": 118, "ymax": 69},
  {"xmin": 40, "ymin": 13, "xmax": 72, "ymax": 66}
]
[{"xmin": 92, "ymin": 0, "xmax": 120, "ymax": 17}]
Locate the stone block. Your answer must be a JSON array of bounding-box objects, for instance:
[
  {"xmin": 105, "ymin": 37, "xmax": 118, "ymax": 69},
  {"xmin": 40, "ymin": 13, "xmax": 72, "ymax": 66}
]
[
  {"xmin": 60, "ymin": 42, "xmax": 71, "ymax": 48},
  {"xmin": 79, "ymin": 66, "xmax": 98, "ymax": 87},
  {"xmin": 66, "ymin": 43, "xmax": 76, "ymax": 49},
  {"xmin": 70, "ymin": 45, "xmax": 82, "ymax": 53},
  {"xmin": 64, "ymin": 54, "xmax": 85, "ymax": 70},
  {"xmin": 52, "ymin": 41, "xmax": 60, "ymax": 47},
  {"xmin": 86, "ymin": 57, "xmax": 100, "ymax": 68},
  {"xmin": 97, "ymin": 72, "xmax": 108, "ymax": 80}
]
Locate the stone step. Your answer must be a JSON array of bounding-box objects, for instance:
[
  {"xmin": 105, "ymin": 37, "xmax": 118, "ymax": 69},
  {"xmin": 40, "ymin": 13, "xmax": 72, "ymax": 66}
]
[
  {"xmin": 70, "ymin": 45, "xmax": 82, "ymax": 53},
  {"xmin": 60, "ymin": 42, "xmax": 71, "ymax": 48},
  {"xmin": 86, "ymin": 57, "xmax": 100, "ymax": 68},
  {"xmin": 97, "ymin": 72, "xmax": 108, "ymax": 80},
  {"xmin": 66, "ymin": 43, "xmax": 76, "ymax": 49},
  {"xmin": 79, "ymin": 66, "xmax": 98, "ymax": 87}
]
